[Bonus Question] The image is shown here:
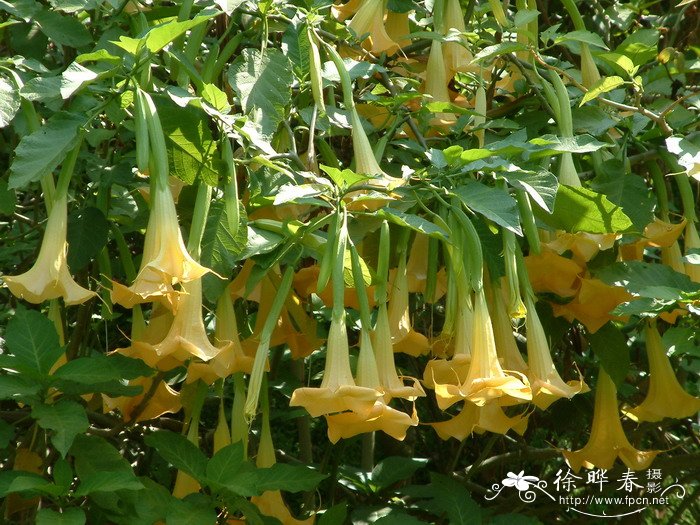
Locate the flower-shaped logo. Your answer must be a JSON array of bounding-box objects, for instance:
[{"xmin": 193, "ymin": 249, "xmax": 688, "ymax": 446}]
[{"xmin": 502, "ymin": 471, "xmax": 539, "ymax": 492}]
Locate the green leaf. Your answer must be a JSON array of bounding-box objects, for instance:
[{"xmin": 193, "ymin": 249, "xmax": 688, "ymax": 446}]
[
  {"xmin": 281, "ymin": 19, "xmax": 310, "ymax": 78},
  {"xmin": 32, "ymin": 400, "xmax": 89, "ymax": 457},
  {"xmin": 0, "ymin": 179, "xmax": 17, "ymax": 215},
  {"xmin": 4, "ymin": 306, "xmax": 64, "ymax": 378},
  {"xmin": 34, "ymin": 9, "xmax": 92, "ymax": 48},
  {"xmin": 593, "ymin": 261, "xmax": 700, "ymax": 300},
  {"xmin": 320, "ymin": 165, "xmax": 370, "ymax": 189},
  {"xmin": 60, "ymin": 62, "xmax": 99, "ymax": 99},
  {"xmin": 615, "ymin": 29, "xmax": 659, "ymax": 66},
  {"xmin": 36, "ymin": 508, "xmax": 86, "ymax": 525},
  {"xmin": 580, "ymin": 76, "xmax": 625, "ymax": 106},
  {"xmin": 9, "ymin": 112, "xmax": 84, "ymax": 189},
  {"xmin": 53, "ymin": 353, "xmax": 152, "ymax": 385},
  {"xmin": 19, "ymin": 76, "xmax": 62, "ymax": 102},
  {"xmin": 67, "ymin": 206, "xmax": 109, "ymax": 270},
  {"xmin": 166, "ymin": 496, "xmax": 218, "ymax": 525},
  {"xmin": 376, "ymin": 208, "xmax": 450, "ymax": 240},
  {"xmin": 145, "ymin": 431, "xmax": 208, "ymax": 482},
  {"xmin": 255, "ymin": 463, "xmax": 327, "ymax": 493},
  {"xmin": 240, "ymin": 225, "xmax": 285, "ymax": 260},
  {"xmin": 555, "ymin": 30, "xmax": 609, "ymax": 49},
  {"xmin": 374, "ymin": 512, "xmax": 428, "ymax": 525},
  {"xmin": 205, "ymin": 442, "xmax": 259, "ymax": 497},
  {"xmin": 113, "ymin": 14, "xmax": 216, "ymax": 55},
  {"xmin": 0, "ymin": 471, "xmax": 52, "ymax": 498},
  {"xmin": 590, "ymin": 161, "xmax": 654, "ymax": 232},
  {"xmin": 502, "ymin": 170, "xmax": 558, "ymax": 212},
  {"xmin": 201, "ymin": 201, "xmax": 248, "ymax": 278},
  {"xmin": 0, "ymin": 419, "xmax": 14, "ymax": 448},
  {"xmin": 0, "ymin": 374, "xmax": 40, "ymax": 401},
  {"xmin": 201, "ymin": 83, "xmax": 231, "ymax": 113},
  {"xmin": 155, "ymin": 97, "xmax": 219, "ymax": 185},
  {"xmin": 228, "ymin": 48, "xmax": 293, "ymax": 138},
  {"xmin": 588, "ymin": 322, "xmax": 630, "ymax": 386},
  {"xmin": 0, "ymin": 76, "xmax": 20, "ymax": 127},
  {"xmin": 371, "ymin": 457, "xmax": 428, "ymax": 490},
  {"xmin": 402, "ymin": 473, "xmax": 481, "ymax": 525},
  {"xmin": 71, "ymin": 434, "xmax": 136, "ymax": 476},
  {"xmin": 75, "ymin": 471, "xmax": 144, "ymax": 496},
  {"xmin": 536, "ymin": 185, "xmax": 632, "ymax": 234},
  {"xmin": 318, "ymin": 503, "xmax": 347, "ymax": 525},
  {"xmin": 473, "ymin": 42, "xmax": 528, "ymax": 63},
  {"xmin": 595, "ymin": 52, "xmax": 637, "ymax": 77},
  {"xmin": 454, "ymin": 180, "xmax": 521, "ymax": 235}
]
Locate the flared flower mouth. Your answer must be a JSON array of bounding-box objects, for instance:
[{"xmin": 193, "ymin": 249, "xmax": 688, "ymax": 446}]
[
  {"xmin": 111, "ymin": 180, "xmax": 210, "ymax": 308},
  {"xmin": 525, "ymin": 249, "xmax": 584, "ymax": 298},
  {"xmin": 431, "ymin": 401, "xmax": 529, "ymax": 441},
  {"xmin": 619, "ymin": 218, "xmax": 686, "ymax": 261},
  {"xmin": 4, "ymin": 193, "xmax": 96, "ymax": 306},
  {"xmin": 102, "ymin": 376, "xmax": 181, "ymax": 423},
  {"xmin": 563, "ymin": 369, "xmax": 658, "ymax": 472},
  {"xmin": 622, "ymin": 321, "xmax": 700, "ymax": 422},
  {"xmin": 325, "ymin": 401, "xmax": 418, "ymax": 443},
  {"xmin": 348, "ymin": 0, "xmax": 399, "ymax": 55}
]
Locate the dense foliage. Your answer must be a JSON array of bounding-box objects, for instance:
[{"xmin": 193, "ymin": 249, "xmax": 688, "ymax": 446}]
[{"xmin": 1, "ymin": 0, "xmax": 699, "ymax": 523}]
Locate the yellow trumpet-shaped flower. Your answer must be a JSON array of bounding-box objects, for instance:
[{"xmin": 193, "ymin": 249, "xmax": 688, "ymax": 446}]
[
  {"xmin": 424, "ymin": 296, "xmax": 472, "ymax": 387},
  {"xmin": 385, "ymin": 10, "xmax": 411, "ymax": 49},
  {"xmin": 545, "ymin": 231, "xmax": 618, "ymax": 266},
  {"xmin": 4, "ymin": 193, "xmax": 96, "ymax": 306},
  {"xmin": 623, "ymin": 322, "xmax": 700, "ymax": 422},
  {"xmin": 290, "ymin": 311, "xmax": 381, "ymax": 417},
  {"xmin": 252, "ymin": 410, "xmax": 314, "ymax": 525},
  {"xmin": 433, "ymin": 289, "xmax": 531, "ymax": 409},
  {"xmin": 442, "ymin": 0, "xmax": 476, "ymax": 78},
  {"xmin": 213, "ymin": 401, "xmax": 232, "ymax": 454},
  {"xmin": 684, "ymin": 221, "xmax": 700, "ymax": 282},
  {"xmin": 525, "ymin": 294, "xmax": 586, "ymax": 409},
  {"xmin": 187, "ymin": 290, "xmax": 254, "ymax": 384},
  {"xmin": 373, "ymin": 304, "xmax": 425, "ymax": 400},
  {"xmin": 619, "ymin": 218, "xmax": 686, "ymax": 261},
  {"xmin": 348, "ymin": 0, "xmax": 399, "ymax": 55},
  {"xmin": 580, "ymin": 44, "xmax": 601, "ymax": 89},
  {"xmin": 563, "ymin": 369, "xmax": 659, "ymax": 472},
  {"xmin": 489, "ymin": 282, "xmax": 529, "ymax": 376},
  {"xmin": 405, "ymin": 233, "xmax": 447, "ymax": 300},
  {"xmin": 151, "ymin": 278, "xmax": 228, "ymax": 364},
  {"xmin": 551, "ymin": 278, "xmax": 632, "ymax": 334},
  {"xmin": 326, "ymin": 401, "xmax": 419, "ymax": 443},
  {"xmin": 525, "ymin": 249, "xmax": 583, "ymax": 298},
  {"xmin": 661, "ymin": 240, "xmax": 686, "ymax": 274},
  {"xmin": 431, "ymin": 401, "xmax": 529, "ymax": 441},
  {"xmin": 102, "ymin": 376, "xmax": 181, "ymax": 423},
  {"xmin": 333, "ymin": 0, "xmax": 363, "ymax": 21},
  {"xmin": 423, "ymin": 40, "xmax": 456, "ymax": 128},
  {"xmin": 388, "ymin": 258, "xmax": 430, "ymax": 357},
  {"xmin": 111, "ymin": 180, "xmax": 210, "ymax": 308}
]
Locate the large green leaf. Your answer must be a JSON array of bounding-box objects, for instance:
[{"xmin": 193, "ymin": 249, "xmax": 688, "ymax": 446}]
[
  {"xmin": 593, "ymin": 261, "xmax": 700, "ymax": 300},
  {"xmin": 255, "ymin": 463, "xmax": 327, "ymax": 493},
  {"xmin": 615, "ymin": 29, "xmax": 659, "ymax": 66},
  {"xmin": 588, "ymin": 322, "xmax": 630, "ymax": 386},
  {"xmin": 67, "ymin": 206, "xmax": 110, "ymax": 270},
  {"xmin": 74, "ymin": 471, "xmax": 144, "ymax": 496},
  {"xmin": 32, "ymin": 400, "xmax": 89, "ymax": 457},
  {"xmin": 376, "ymin": 208, "xmax": 450, "ymax": 241},
  {"xmin": 205, "ymin": 442, "xmax": 259, "ymax": 497},
  {"xmin": 0, "ymin": 374, "xmax": 40, "ymax": 401},
  {"xmin": 34, "ymin": 9, "xmax": 92, "ymax": 48},
  {"xmin": 0, "ymin": 75, "xmax": 20, "ymax": 127},
  {"xmin": 454, "ymin": 180, "xmax": 521, "ymax": 235},
  {"xmin": 36, "ymin": 508, "xmax": 86, "ymax": 525},
  {"xmin": 53, "ymin": 353, "xmax": 152, "ymax": 385},
  {"xmin": 502, "ymin": 170, "xmax": 558, "ymax": 212},
  {"xmin": 228, "ymin": 48, "xmax": 293, "ymax": 138},
  {"xmin": 9, "ymin": 112, "xmax": 84, "ymax": 189},
  {"xmin": 145, "ymin": 431, "xmax": 208, "ymax": 482},
  {"xmin": 201, "ymin": 201, "xmax": 248, "ymax": 276},
  {"xmin": 4, "ymin": 307, "xmax": 64, "ymax": 378},
  {"xmin": 0, "ymin": 179, "xmax": 17, "ymax": 215},
  {"xmin": 113, "ymin": 14, "xmax": 216, "ymax": 55},
  {"xmin": 71, "ymin": 434, "xmax": 136, "ymax": 476},
  {"xmin": 536, "ymin": 185, "xmax": 633, "ymax": 233},
  {"xmin": 371, "ymin": 457, "xmax": 428, "ymax": 491}
]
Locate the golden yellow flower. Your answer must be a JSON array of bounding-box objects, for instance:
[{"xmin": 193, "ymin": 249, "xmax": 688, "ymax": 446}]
[
  {"xmin": 563, "ymin": 369, "xmax": 659, "ymax": 472},
  {"xmin": 525, "ymin": 294, "xmax": 587, "ymax": 410},
  {"xmin": 4, "ymin": 193, "xmax": 96, "ymax": 306},
  {"xmin": 442, "ymin": 0, "xmax": 476, "ymax": 78},
  {"xmin": 332, "ymin": 0, "xmax": 364, "ymax": 21},
  {"xmin": 423, "ymin": 40, "xmax": 456, "ymax": 128},
  {"xmin": 661, "ymin": 240, "xmax": 686, "ymax": 274},
  {"xmin": 387, "ymin": 258, "xmax": 430, "ymax": 357},
  {"xmin": 111, "ymin": 179, "xmax": 209, "ymax": 308},
  {"xmin": 348, "ymin": 0, "xmax": 399, "ymax": 55},
  {"xmin": 385, "ymin": 10, "xmax": 411, "ymax": 49},
  {"xmin": 433, "ymin": 289, "xmax": 531, "ymax": 409},
  {"xmin": 623, "ymin": 321, "xmax": 700, "ymax": 422},
  {"xmin": 213, "ymin": 401, "xmax": 232, "ymax": 454},
  {"xmin": 551, "ymin": 277, "xmax": 632, "ymax": 334},
  {"xmin": 102, "ymin": 376, "xmax": 181, "ymax": 423},
  {"xmin": 326, "ymin": 401, "xmax": 418, "ymax": 443},
  {"xmin": 619, "ymin": 218, "xmax": 686, "ymax": 261},
  {"xmin": 545, "ymin": 231, "xmax": 617, "ymax": 266},
  {"xmin": 405, "ymin": 233, "xmax": 447, "ymax": 300},
  {"xmin": 525, "ymin": 249, "xmax": 583, "ymax": 297},
  {"xmin": 431, "ymin": 401, "xmax": 529, "ymax": 441},
  {"xmin": 423, "ymin": 296, "xmax": 472, "ymax": 387},
  {"xmin": 290, "ymin": 311, "xmax": 381, "ymax": 417},
  {"xmin": 489, "ymin": 282, "xmax": 529, "ymax": 376}
]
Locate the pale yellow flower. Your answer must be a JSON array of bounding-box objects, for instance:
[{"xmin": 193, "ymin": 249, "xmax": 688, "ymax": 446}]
[
  {"xmin": 431, "ymin": 401, "xmax": 529, "ymax": 441},
  {"xmin": 387, "ymin": 258, "xmax": 430, "ymax": 357},
  {"xmin": 563, "ymin": 369, "xmax": 659, "ymax": 472},
  {"xmin": 4, "ymin": 193, "xmax": 96, "ymax": 306},
  {"xmin": 348, "ymin": 0, "xmax": 399, "ymax": 55}
]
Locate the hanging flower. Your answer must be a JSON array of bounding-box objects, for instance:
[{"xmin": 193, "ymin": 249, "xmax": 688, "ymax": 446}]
[
  {"xmin": 563, "ymin": 369, "xmax": 659, "ymax": 472},
  {"xmin": 4, "ymin": 193, "xmax": 96, "ymax": 306},
  {"xmin": 111, "ymin": 179, "xmax": 210, "ymax": 309},
  {"xmin": 326, "ymin": 401, "xmax": 419, "ymax": 443},
  {"xmin": 545, "ymin": 232, "xmax": 618, "ymax": 266},
  {"xmin": 385, "ymin": 10, "xmax": 411, "ymax": 49},
  {"xmin": 525, "ymin": 249, "xmax": 584, "ymax": 298},
  {"xmin": 290, "ymin": 310, "xmax": 381, "ymax": 417},
  {"xmin": 525, "ymin": 294, "xmax": 587, "ymax": 410},
  {"xmin": 423, "ymin": 40, "xmax": 456, "ymax": 128},
  {"xmin": 405, "ymin": 233, "xmax": 448, "ymax": 300},
  {"xmin": 623, "ymin": 321, "xmax": 700, "ymax": 422},
  {"xmin": 424, "ymin": 297, "xmax": 472, "ymax": 388},
  {"xmin": 348, "ymin": 0, "xmax": 399, "ymax": 55},
  {"xmin": 442, "ymin": 0, "xmax": 476, "ymax": 78},
  {"xmin": 433, "ymin": 289, "xmax": 531, "ymax": 409},
  {"xmin": 431, "ymin": 401, "xmax": 529, "ymax": 441},
  {"xmin": 102, "ymin": 377, "xmax": 181, "ymax": 423},
  {"xmin": 619, "ymin": 218, "xmax": 686, "ymax": 261},
  {"xmin": 489, "ymin": 282, "xmax": 529, "ymax": 376},
  {"xmin": 387, "ymin": 257, "xmax": 430, "ymax": 357}
]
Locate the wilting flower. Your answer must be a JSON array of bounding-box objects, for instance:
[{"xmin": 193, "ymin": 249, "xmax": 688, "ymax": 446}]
[
  {"xmin": 433, "ymin": 288, "xmax": 531, "ymax": 408},
  {"xmin": 563, "ymin": 368, "xmax": 659, "ymax": 472},
  {"xmin": 111, "ymin": 179, "xmax": 209, "ymax": 308},
  {"xmin": 348, "ymin": 0, "xmax": 399, "ymax": 55},
  {"xmin": 551, "ymin": 278, "xmax": 632, "ymax": 334},
  {"xmin": 431, "ymin": 400, "xmax": 528, "ymax": 441},
  {"xmin": 102, "ymin": 377, "xmax": 181, "ymax": 422},
  {"xmin": 684, "ymin": 221, "xmax": 700, "ymax": 282},
  {"xmin": 525, "ymin": 294, "xmax": 586, "ymax": 410},
  {"xmin": 525, "ymin": 249, "xmax": 583, "ymax": 298},
  {"xmin": 623, "ymin": 321, "xmax": 700, "ymax": 422},
  {"xmin": 388, "ymin": 257, "xmax": 430, "ymax": 357},
  {"xmin": 290, "ymin": 311, "xmax": 380, "ymax": 417},
  {"xmin": 619, "ymin": 218, "xmax": 686, "ymax": 261},
  {"xmin": 4, "ymin": 193, "xmax": 96, "ymax": 306}
]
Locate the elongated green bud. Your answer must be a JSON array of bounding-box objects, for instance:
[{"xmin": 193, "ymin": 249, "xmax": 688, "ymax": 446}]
[
  {"xmin": 134, "ymin": 90, "xmax": 150, "ymax": 173},
  {"xmin": 317, "ymin": 211, "xmax": 339, "ymax": 295},
  {"xmin": 376, "ymin": 220, "xmax": 391, "ymax": 304},
  {"xmin": 474, "ymin": 84, "xmax": 487, "ymax": 148},
  {"xmin": 580, "ymin": 44, "xmax": 601, "ymax": 89},
  {"xmin": 488, "ymin": 0, "xmax": 509, "ymax": 27},
  {"xmin": 308, "ymin": 27, "xmax": 325, "ymax": 114},
  {"xmin": 222, "ymin": 139, "xmax": 240, "ymax": 239}
]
